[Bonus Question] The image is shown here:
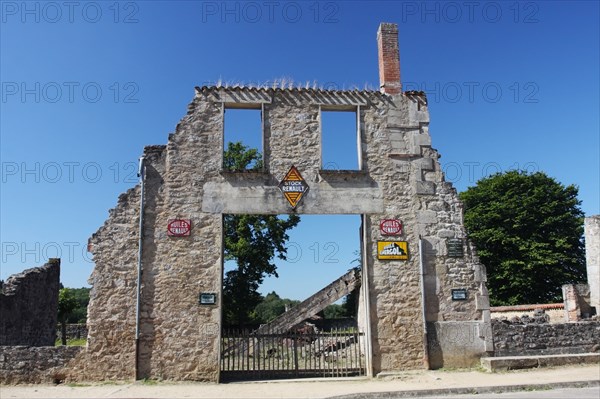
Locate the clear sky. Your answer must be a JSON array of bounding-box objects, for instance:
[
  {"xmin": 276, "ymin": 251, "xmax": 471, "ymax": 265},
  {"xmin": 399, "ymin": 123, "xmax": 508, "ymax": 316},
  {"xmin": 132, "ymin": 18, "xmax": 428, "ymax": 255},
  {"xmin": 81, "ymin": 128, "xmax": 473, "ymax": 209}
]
[{"xmin": 1, "ymin": 1, "xmax": 599, "ymax": 300}]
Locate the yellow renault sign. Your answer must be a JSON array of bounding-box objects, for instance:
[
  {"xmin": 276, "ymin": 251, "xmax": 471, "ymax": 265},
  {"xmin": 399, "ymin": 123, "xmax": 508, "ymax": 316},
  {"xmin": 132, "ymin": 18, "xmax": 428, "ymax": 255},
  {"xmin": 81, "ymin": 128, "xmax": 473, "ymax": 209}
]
[{"xmin": 377, "ymin": 241, "xmax": 409, "ymax": 260}]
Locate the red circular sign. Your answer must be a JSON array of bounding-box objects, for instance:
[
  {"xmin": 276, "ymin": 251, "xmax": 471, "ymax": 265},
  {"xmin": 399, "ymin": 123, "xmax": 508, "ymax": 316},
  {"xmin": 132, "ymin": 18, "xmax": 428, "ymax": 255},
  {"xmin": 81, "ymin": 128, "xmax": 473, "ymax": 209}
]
[
  {"xmin": 380, "ymin": 219, "xmax": 402, "ymax": 235},
  {"xmin": 167, "ymin": 219, "xmax": 191, "ymax": 237}
]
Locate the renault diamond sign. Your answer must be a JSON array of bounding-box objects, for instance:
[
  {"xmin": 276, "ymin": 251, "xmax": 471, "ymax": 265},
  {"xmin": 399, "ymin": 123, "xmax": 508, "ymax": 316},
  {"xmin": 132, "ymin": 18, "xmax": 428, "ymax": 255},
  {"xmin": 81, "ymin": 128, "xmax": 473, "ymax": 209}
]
[{"xmin": 278, "ymin": 165, "xmax": 309, "ymax": 208}]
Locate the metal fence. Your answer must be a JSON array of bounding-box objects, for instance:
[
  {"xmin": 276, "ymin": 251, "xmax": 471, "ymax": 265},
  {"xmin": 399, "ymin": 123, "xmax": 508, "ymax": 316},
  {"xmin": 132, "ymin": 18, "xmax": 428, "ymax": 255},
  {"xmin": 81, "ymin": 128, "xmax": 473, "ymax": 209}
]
[{"xmin": 220, "ymin": 328, "xmax": 366, "ymax": 381}]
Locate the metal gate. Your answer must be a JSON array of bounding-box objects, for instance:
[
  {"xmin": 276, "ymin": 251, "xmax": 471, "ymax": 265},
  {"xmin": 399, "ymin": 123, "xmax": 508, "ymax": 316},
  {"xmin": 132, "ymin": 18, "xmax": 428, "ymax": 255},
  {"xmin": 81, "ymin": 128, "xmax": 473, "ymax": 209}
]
[{"xmin": 220, "ymin": 328, "xmax": 366, "ymax": 381}]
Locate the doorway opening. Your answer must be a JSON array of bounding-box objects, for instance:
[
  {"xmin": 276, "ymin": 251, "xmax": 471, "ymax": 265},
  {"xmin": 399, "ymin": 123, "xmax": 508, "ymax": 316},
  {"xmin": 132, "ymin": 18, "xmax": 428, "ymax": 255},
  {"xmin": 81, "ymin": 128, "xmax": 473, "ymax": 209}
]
[{"xmin": 220, "ymin": 214, "xmax": 367, "ymax": 381}]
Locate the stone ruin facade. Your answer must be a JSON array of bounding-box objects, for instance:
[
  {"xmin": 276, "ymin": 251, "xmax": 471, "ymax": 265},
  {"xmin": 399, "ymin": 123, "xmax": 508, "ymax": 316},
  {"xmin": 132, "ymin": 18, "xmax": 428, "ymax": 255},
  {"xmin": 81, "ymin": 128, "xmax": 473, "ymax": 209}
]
[
  {"xmin": 0, "ymin": 259, "xmax": 60, "ymax": 347},
  {"xmin": 66, "ymin": 23, "xmax": 491, "ymax": 382},
  {"xmin": 585, "ymin": 215, "xmax": 600, "ymax": 313}
]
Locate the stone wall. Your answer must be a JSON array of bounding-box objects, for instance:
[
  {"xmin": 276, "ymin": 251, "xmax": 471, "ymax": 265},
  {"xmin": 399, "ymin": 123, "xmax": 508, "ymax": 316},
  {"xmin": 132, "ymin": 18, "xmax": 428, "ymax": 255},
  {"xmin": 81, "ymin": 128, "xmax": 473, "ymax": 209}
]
[
  {"xmin": 67, "ymin": 185, "xmax": 144, "ymax": 381},
  {"xmin": 69, "ymin": 86, "xmax": 489, "ymax": 381},
  {"xmin": 585, "ymin": 216, "xmax": 600, "ymax": 312},
  {"xmin": 0, "ymin": 259, "xmax": 60, "ymax": 347},
  {"xmin": 491, "ymin": 304, "xmax": 565, "ymax": 324},
  {"xmin": 0, "ymin": 346, "xmax": 82, "ymax": 384},
  {"xmin": 56, "ymin": 324, "xmax": 88, "ymax": 342},
  {"xmin": 69, "ymin": 23, "xmax": 489, "ymax": 381},
  {"xmin": 492, "ymin": 319, "xmax": 600, "ymax": 356}
]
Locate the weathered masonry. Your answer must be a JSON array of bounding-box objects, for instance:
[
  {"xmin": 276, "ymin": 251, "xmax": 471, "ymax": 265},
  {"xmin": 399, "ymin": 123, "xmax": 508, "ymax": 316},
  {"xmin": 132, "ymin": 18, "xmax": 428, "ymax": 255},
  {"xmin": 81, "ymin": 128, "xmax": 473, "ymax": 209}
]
[
  {"xmin": 0, "ymin": 259, "xmax": 60, "ymax": 347},
  {"xmin": 68, "ymin": 23, "xmax": 491, "ymax": 382}
]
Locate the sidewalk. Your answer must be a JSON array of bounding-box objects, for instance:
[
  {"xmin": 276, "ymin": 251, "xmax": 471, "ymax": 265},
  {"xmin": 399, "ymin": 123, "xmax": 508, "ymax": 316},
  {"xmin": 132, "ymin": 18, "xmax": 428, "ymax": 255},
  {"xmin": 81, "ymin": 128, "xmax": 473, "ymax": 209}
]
[{"xmin": 1, "ymin": 364, "xmax": 598, "ymax": 399}]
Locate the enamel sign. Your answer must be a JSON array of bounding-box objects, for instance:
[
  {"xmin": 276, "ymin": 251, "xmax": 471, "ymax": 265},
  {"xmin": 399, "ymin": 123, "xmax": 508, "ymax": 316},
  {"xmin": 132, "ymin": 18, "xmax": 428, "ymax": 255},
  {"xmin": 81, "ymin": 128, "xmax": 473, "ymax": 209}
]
[
  {"xmin": 380, "ymin": 219, "xmax": 402, "ymax": 236},
  {"xmin": 377, "ymin": 241, "xmax": 409, "ymax": 260},
  {"xmin": 278, "ymin": 166, "xmax": 309, "ymax": 208},
  {"xmin": 167, "ymin": 219, "xmax": 191, "ymax": 237}
]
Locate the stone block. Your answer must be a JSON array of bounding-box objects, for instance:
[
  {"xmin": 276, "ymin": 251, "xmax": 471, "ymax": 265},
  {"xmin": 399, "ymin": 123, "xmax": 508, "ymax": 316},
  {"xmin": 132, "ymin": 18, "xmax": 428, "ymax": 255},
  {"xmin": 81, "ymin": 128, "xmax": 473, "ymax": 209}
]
[
  {"xmin": 438, "ymin": 229, "xmax": 455, "ymax": 238},
  {"xmin": 415, "ymin": 181, "xmax": 436, "ymax": 195},
  {"xmin": 474, "ymin": 265, "xmax": 487, "ymax": 283},
  {"xmin": 417, "ymin": 210, "xmax": 438, "ymax": 224},
  {"xmin": 476, "ymin": 294, "xmax": 490, "ymax": 311},
  {"xmin": 427, "ymin": 321, "xmax": 488, "ymax": 369}
]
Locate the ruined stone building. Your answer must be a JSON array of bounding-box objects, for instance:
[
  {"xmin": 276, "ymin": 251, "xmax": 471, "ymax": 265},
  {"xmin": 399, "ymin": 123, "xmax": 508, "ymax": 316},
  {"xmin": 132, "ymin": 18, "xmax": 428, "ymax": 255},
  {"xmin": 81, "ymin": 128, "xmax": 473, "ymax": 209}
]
[
  {"xmin": 68, "ymin": 23, "xmax": 491, "ymax": 382},
  {"xmin": 0, "ymin": 259, "xmax": 60, "ymax": 347}
]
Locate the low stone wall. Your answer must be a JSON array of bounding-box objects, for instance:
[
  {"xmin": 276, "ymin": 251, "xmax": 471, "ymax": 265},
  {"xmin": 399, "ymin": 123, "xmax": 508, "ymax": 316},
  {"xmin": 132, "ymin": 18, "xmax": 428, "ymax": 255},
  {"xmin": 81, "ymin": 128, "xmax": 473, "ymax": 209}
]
[
  {"xmin": 491, "ymin": 304, "xmax": 564, "ymax": 324},
  {"xmin": 0, "ymin": 346, "xmax": 82, "ymax": 384},
  {"xmin": 56, "ymin": 324, "xmax": 88, "ymax": 342},
  {"xmin": 492, "ymin": 319, "xmax": 600, "ymax": 356}
]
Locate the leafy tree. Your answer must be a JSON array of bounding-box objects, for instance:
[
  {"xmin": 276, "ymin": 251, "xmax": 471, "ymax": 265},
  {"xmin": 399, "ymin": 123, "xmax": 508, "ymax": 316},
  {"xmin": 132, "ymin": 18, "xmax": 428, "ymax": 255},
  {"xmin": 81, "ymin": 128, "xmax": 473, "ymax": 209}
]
[
  {"xmin": 58, "ymin": 288, "xmax": 78, "ymax": 345},
  {"xmin": 460, "ymin": 171, "xmax": 586, "ymax": 306},
  {"xmin": 67, "ymin": 287, "xmax": 91, "ymax": 323},
  {"xmin": 341, "ymin": 285, "xmax": 359, "ymax": 318},
  {"xmin": 223, "ymin": 141, "xmax": 263, "ymax": 171},
  {"xmin": 254, "ymin": 291, "xmax": 300, "ymax": 324},
  {"xmin": 223, "ymin": 142, "xmax": 300, "ymax": 326},
  {"xmin": 322, "ymin": 304, "xmax": 346, "ymax": 319}
]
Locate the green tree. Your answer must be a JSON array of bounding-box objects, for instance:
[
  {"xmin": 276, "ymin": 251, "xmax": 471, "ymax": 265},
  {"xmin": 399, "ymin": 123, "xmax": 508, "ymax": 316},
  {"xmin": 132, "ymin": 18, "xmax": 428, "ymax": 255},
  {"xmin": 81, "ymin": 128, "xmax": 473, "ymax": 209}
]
[
  {"xmin": 322, "ymin": 304, "xmax": 346, "ymax": 319},
  {"xmin": 460, "ymin": 171, "xmax": 586, "ymax": 306},
  {"xmin": 223, "ymin": 141, "xmax": 263, "ymax": 171},
  {"xmin": 58, "ymin": 288, "xmax": 78, "ymax": 345},
  {"xmin": 64, "ymin": 287, "xmax": 90, "ymax": 323},
  {"xmin": 254, "ymin": 291, "xmax": 300, "ymax": 324},
  {"xmin": 223, "ymin": 142, "xmax": 300, "ymax": 326}
]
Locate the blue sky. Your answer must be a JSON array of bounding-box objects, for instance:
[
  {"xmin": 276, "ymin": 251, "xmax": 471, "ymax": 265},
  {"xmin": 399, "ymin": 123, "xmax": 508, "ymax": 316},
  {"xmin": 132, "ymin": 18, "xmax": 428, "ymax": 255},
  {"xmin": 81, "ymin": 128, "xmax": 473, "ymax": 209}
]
[{"xmin": 1, "ymin": 1, "xmax": 598, "ymax": 300}]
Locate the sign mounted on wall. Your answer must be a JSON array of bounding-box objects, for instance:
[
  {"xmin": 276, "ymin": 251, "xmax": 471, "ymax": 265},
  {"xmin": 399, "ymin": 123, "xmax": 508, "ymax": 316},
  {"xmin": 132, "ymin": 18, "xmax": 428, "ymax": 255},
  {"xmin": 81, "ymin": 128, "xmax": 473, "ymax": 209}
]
[
  {"xmin": 447, "ymin": 238, "xmax": 464, "ymax": 258},
  {"xmin": 278, "ymin": 165, "xmax": 309, "ymax": 208},
  {"xmin": 451, "ymin": 289, "xmax": 468, "ymax": 301},
  {"xmin": 380, "ymin": 219, "xmax": 402, "ymax": 236},
  {"xmin": 377, "ymin": 241, "xmax": 409, "ymax": 260},
  {"xmin": 167, "ymin": 219, "xmax": 191, "ymax": 237},
  {"xmin": 199, "ymin": 292, "xmax": 217, "ymax": 305}
]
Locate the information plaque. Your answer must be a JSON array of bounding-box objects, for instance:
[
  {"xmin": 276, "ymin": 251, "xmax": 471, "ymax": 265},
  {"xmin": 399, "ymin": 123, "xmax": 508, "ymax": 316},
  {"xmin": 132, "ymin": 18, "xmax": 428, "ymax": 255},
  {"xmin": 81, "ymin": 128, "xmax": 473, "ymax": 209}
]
[
  {"xmin": 451, "ymin": 289, "xmax": 467, "ymax": 301},
  {"xmin": 447, "ymin": 238, "xmax": 464, "ymax": 258},
  {"xmin": 199, "ymin": 293, "xmax": 217, "ymax": 305}
]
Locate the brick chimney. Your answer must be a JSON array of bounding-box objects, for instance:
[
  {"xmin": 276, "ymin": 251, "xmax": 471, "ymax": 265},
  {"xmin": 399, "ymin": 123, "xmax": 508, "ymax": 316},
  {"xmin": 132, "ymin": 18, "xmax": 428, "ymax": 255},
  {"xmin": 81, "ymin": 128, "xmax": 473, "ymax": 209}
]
[{"xmin": 377, "ymin": 22, "xmax": 401, "ymax": 95}]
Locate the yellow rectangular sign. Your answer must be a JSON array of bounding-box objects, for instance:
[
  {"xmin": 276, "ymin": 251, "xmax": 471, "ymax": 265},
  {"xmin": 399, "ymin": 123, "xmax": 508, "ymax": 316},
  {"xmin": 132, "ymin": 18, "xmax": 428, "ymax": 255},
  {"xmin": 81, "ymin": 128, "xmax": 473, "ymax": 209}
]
[{"xmin": 377, "ymin": 241, "xmax": 409, "ymax": 260}]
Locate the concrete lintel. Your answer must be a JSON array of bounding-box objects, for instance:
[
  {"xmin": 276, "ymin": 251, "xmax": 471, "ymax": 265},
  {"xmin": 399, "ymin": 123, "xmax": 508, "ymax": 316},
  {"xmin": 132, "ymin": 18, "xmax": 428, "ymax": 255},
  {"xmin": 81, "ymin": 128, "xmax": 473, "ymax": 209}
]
[{"xmin": 202, "ymin": 182, "xmax": 384, "ymax": 214}]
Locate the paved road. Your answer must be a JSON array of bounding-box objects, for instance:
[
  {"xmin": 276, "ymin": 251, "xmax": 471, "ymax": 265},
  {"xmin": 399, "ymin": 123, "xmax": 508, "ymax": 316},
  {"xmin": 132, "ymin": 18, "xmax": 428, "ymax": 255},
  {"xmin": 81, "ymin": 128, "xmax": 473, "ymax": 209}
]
[
  {"xmin": 1, "ymin": 365, "xmax": 598, "ymax": 399},
  {"xmin": 416, "ymin": 387, "xmax": 600, "ymax": 399}
]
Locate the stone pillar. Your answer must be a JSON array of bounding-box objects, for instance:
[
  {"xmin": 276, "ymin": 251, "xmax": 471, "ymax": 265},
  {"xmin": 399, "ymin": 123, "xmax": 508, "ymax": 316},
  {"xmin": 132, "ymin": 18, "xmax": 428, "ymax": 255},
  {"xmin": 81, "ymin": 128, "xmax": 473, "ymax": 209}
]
[
  {"xmin": 563, "ymin": 284, "xmax": 581, "ymax": 321},
  {"xmin": 585, "ymin": 216, "xmax": 600, "ymax": 313},
  {"xmin": 377, "ymin": 22, "xmax": 401, "ymax": 94}
]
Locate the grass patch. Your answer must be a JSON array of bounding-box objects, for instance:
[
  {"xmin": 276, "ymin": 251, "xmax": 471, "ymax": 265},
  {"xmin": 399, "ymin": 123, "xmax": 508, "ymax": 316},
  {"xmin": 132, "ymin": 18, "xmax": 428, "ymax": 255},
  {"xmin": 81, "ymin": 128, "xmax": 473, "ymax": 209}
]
[
  {"xmin": 67, "ymin": 382, "xmax": 91, "ymax": 387},
  {"xmin": 435, "ymin": 365, "xmax": 487, "ymax": 373},
  {"xmin": 55, "ymin": 338, "xmax": 86, "ymax": 346}
]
